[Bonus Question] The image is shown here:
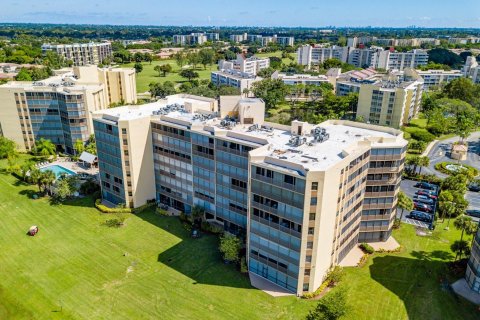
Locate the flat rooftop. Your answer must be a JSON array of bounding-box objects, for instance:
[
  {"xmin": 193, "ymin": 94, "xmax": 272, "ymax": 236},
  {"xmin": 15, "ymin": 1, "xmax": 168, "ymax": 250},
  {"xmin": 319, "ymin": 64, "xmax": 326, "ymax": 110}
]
[
  {"xmin": 0, "ymin": 74, "xmax": 103, "ymax": 92},
  {"xmin": 233, "ymin": 122, "xmax": 401, "ymax": 171},
  {"xmin": 94, "ymin": 96, "xmax": 405, "ymax": 172}
]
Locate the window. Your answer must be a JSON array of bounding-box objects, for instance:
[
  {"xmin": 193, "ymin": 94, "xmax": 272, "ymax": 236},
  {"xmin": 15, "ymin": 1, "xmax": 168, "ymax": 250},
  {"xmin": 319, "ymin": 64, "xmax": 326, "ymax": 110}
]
[
  {"xmin": 124, "ymin": 150, "xmax": 129, "ymax": 156},
  {"xmin": 309, "ymin": 213, "xmax": 316, "ymax": 221},
  {"xmin": 308, "ymin": 227, "xmax": 314, "ymax": 235},
  {"xmin": 123, "ymin": 139, "xmax": 128, "ymax": 145},
  {"xmin": 305, "ymin": 255, "xmax": 312, "ymax": 263},
  {"xmin": 304, "ymin": 269, "xmax": 311, "ymax": 276},
  {"xmin": 284, "ymin": 175, "xmax": 296, "ymax": 185},
  {"xmin": 307, "ymin": 241, "xmax": 313, "ymax": 249},
  {"xmin": 303, "ymin": 284, "xmax": 309, "ymax": 291},
  {"xmin": 128, "ymin": 191, "xmax": 133, "ymax": 196},
  {"xmin": 310, "ymin": 197, "xmax": 317, "ymax": 206},
  {"xmin": 122, "ymin": 128, "xmax": 127, "ymax": 134},
  {"xmin": 311, "ymin": 182, "xmax": 318, "ymax": 190}
]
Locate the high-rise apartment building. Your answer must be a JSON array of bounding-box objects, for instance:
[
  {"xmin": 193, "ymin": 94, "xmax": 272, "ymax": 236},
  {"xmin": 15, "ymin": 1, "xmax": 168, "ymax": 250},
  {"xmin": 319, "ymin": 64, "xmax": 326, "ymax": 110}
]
[
  {"xmin": 230, "ymin": 33, "xmax": 248, "ymax": 43},
  {"xmin": 41, "ymin": 42, "xmax": 112, "ymax": 66},
  {"xmin": 218, "ymin": 54, "xmax": 270, "ymax": 76},
  {"xmin": 297, "ymin": 45, "xmax": 349, "ymax": 69},
  {"xmin": 0, "ymin": 66, "xmax": 136, "ymax": 153},
  {"xmin": 172, "ymin": 33, "xmax": 208, "ymax": 45},
  {"xmin": 336, "ymin": 69, "xmax": 423, "ymax": 128},
  {"xmin": 92, "ymin": 94, "xmax": 407, "ymax": 295},
  {"xmin": 211, "ymin": 69, "xmax": 261, "ymax": 93},
  {"xmin": 466, "ymin": 226, "xmax": 480, "ymax": 292}
]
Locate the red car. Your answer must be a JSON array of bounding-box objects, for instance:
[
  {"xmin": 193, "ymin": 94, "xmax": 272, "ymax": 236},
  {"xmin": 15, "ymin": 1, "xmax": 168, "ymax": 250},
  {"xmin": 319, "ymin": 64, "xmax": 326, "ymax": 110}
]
[
  {"xmin": 415, "ymin": 190, "xmax": 437, "ymax": 200},
  {"xmin": 414, "ymin": 202, "xmax": 433, "ymax": 213}
]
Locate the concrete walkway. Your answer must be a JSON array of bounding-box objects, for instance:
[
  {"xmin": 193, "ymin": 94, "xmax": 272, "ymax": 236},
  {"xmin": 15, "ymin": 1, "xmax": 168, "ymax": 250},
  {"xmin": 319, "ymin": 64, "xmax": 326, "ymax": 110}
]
[
  {"xmin": 369, "ymin": 236, "xmax": 400, "ymax": 251},
  {"xmin": 249, "ymin": 272, "xmax": 294, "ymax": 297},
  {"xmin": 339, "ymin": 246, "xmax": 364, "ymax": 267},
  {"xmin": 452, "ymin": 279, "xmax": 480, "ymax": 305}
]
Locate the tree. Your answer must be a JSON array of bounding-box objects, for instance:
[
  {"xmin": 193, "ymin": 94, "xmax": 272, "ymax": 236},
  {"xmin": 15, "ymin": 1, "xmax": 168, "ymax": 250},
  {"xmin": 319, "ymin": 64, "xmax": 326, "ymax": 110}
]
[
  {"xmin": 149, "ymin": 81, "xmax": 176, "ymax": 98},
  {"xmin": 306, "ymin": 288, "xmax": 349, "ymax": 320},
  {"xmin": 186, "ymin": 51, "xmax": 201, "ymax": 69},
  {"xmin": 428, "ymin": 48, "xmax": 464, "ymax": 68},
  {"xmin": 191, "ymin": 205, "xmax": 205, "ymax": 223},
  {"xmin": 0, "ymin": 137, "xmax": 17, "ymax": 159},
  {"xmin": 40, "ymin": 170, "xmax": 56, "ymax": 195},
  {"xmin": 15, "ymin": 68, "xmax": 32, "ymax": 81},
  {"xmin": 134, "ymin": 62, "xmax": 143, "ymax": 74},
  {"xmin": 269, "ymin": 57, "xmax": 282, "ymax": 69},
  {"xmin": 55, "ymin": 177, "xmax": 74, "ymax": 200},
  {"xmin": 34, "ymin": 138, "xmax": 56, "ymax": 157},
  {"xmin": 20, "ymin": 161, "xmax": 35, "ymax": 182},
  {"xmin": 74, "ymin": 139, "xmax": 84, "ymax": 156},
  {"xmin": 29, "ymin": 168, "xmax": 43, "ymax": 192},
  {"xmin": 451, "ymin": 240, "xmax": 471, "ymax": 260},
  {"xmin": 397, "ymin": 191, "xmax": 413, "ymax": 221},
  {"xmin": 453, "ymin": 216, "xmax": 477, "ymax": 258},
  {"xmin": 179, "ymin": 69, "xmax": 199, "ymax": 82},
  {"xmin": 217, "ymin": 86, "xmax": 240, "ymax": 96},
  {"xmin": 251, "ymin": 78, "xmax": 288, "ymax": 110},
  {"xmin": 173, "ymin": 51, "xmax": 187, "ymax": 68},
  {"xmin": 443, "ymin": 79, "xmax": 478, "ymax": 107},
  {"xmin": 219, "ymin": 234, "xmax": 241, "ymax": 263},
  {"xmin": 257, "ymin": 67, "xmax": 275, "ymax": 78},
  {"xmin": 323, "ymin": 58, "xmax": 343, "ymax": 69},
  {"xmin": 418, "ymin": 156, "xmax": 430, "ymax": 175},
  {"xmin": 198, "ymin": 48, "xmax": 216, "ymax": 69},
  {"xmin": 155, "ymin": 64, "xmax": 172, "ymax": 77}
]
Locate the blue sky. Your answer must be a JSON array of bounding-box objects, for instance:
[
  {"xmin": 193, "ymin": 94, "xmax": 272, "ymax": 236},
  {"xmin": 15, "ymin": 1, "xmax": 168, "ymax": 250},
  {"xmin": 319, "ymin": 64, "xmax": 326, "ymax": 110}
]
[{"xmin": 1, "ymin": 0, "xmax": 480, "ymax": 27}]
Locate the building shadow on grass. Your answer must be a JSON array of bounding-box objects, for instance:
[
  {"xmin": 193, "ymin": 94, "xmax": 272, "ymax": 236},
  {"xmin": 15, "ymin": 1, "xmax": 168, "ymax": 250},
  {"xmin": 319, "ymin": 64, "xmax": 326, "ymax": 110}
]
[
  {"xmin": 369, "ymin": 251, "xmax": 478, "ymax": 320},
  {"xmin": 137, "ymin": 210, "xmax": 253, "ymax": 289}
]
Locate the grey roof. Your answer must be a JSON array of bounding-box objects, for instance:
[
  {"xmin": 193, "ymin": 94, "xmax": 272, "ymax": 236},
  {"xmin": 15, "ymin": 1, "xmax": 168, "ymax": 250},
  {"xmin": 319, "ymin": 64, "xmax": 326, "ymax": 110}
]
[{"xmin": 79, "ymin": 151, "xmax": 97, "ymax": 164}]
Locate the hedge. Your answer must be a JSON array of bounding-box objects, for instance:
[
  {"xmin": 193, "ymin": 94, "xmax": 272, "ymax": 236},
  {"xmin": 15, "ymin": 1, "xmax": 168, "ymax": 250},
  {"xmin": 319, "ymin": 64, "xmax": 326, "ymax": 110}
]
[
  {"xmin": 359, "ymin": 243, "xmax": 375, "ymax": 254},
  {"xmin": 95, "ymin": 199, "xmax": 155, "ymax": 214},
  {"xmin": 434, "ymin": 162, "xmax": 478, "ymax": 177}
]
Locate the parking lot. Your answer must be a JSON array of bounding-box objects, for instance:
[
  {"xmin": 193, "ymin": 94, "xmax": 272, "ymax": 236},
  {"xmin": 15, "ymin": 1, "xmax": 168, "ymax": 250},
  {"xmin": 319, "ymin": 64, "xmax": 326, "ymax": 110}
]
[
  {"xmin": 400, "ymin": 179, "xmax": 480, "ymax": 228},
  {"xmin": 399, "ymin": 179, "xmax": 436, "ymax": 229}
]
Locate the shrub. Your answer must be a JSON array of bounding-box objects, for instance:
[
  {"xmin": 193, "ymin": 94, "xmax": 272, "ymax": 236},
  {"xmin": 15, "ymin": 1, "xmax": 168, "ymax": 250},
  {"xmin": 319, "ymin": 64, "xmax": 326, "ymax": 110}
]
[
  {"xmin": 326, "ymin": 266, "xmax": 344, "ymax": 287},
  {"xmin": 156, "ymin": 208, "xmax": 169, "ymax": 216},
  {"xmin": 219, "ymin": 234, "xmax": 241, "ymax": 262},
  {"xmin": 240, "ymin": 256, "xmax": 248, "ymax": 273},
  {"xmin": 302, "ymin": 280, "xmax": 330, "ymax": 299},
  {"xmin": 359, "ymin": 243, "xmax": 374, "ymax": 254},
  {"xmin": 201, "ymin": 221, "xmax": 224, "ymax": 234},
  {"xmin": 393, "ymin": 218, "xmax": 401, "ymax": 229},
  {"xmin": 94, "ymin": 199, "xmax": 154, "ymax": 214},
  {"xmin": 410, "ymin": 130, "xmax": 435, "ymax": 143},
  {"xmin": 435, "ymin": 162, "xmax": 478, "ymax": 177},
  {"xmin": 80, "ymin": 180, "xmax": 100, "ymax": 195},
  {"xmin": 104, "ymin": 213, "xmax": 128, "ymax": 227}
]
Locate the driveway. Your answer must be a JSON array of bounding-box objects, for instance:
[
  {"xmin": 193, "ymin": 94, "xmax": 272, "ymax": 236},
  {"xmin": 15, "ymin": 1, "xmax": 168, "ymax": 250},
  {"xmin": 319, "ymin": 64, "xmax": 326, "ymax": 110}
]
[{"xmin": 422, "ymin": 132, "xmax": 480, "ymax": 176}]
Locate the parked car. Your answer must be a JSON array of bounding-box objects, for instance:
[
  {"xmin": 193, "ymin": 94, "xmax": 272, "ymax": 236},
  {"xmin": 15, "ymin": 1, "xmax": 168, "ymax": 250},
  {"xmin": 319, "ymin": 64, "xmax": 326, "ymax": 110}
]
[
  {"xmin": 415, "ymin": 190, "xmax": 438, "ymax": 199},
  {"xmin": 413, "ymin": 195, "xmax": 435, "ymax": 205},
  {"xmin": 468, "ymin": 184, "xmax": 480, "ymax": 192},
  {"xmin": 414, "ymin": 182, "xmax": 437, "ymax": 191},
  {"xmin": 466, "ymin": 210, "xmax": 480, "ymax": 218},
  {"xmin": 414, "ymin": 202, "xmax": 434, "ymax": 213},
  {"xmin": 407, "ymin": 210, "xmax": 433, "ymax": 223}
]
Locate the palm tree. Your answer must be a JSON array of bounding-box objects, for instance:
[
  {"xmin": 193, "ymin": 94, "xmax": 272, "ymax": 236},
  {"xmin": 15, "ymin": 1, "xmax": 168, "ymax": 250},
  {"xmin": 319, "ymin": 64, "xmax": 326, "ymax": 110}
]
[
  {"xmin": 418, "ymin": 156, "xmax": 430, "ymax": 175},
  {"xmin": 453, "ymin": 216, "xmax": 477, "ymax": 258},
  {"xmin": 34, "ymin": 138, "xmax": 56, "ymax": 157},
  {"xmin": 451, "ymin": 240, "xmax": 470, "ymax": 260},
  {"xmin": 20, "ymin": 161, "xmax": 35, "ymax": 182},
  {"xmin": 397, "ymin": 191, "xmax": 413, "ymax": 221},
  {"xmin": 29, "ymin": 167, "xmax": 43, "ymax": 192},
  {"xmin": 191, "ymin": 205, "xmax": 205, "ymax": 223},
  {"xmin": 40, "ymin": 170, "xmax": 56, "ymax": 195}
]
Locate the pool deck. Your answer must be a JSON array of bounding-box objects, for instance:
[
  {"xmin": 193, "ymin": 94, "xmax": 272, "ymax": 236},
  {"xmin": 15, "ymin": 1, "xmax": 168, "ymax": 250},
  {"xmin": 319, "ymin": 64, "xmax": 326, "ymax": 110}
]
[{"xmin": 38, "ymin": 158, "xmax": 99, "ymax": 177}]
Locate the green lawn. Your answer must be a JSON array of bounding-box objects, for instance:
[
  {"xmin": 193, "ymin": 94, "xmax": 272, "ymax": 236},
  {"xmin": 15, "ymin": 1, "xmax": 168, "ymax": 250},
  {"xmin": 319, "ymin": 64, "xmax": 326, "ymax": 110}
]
[
  {"xmin": 0, "ymin": 157, "xmax": 478, "ymax": 319},
  {"xmin": 121, "ymin": 60, "xmax": 218, "ymax": 93}
]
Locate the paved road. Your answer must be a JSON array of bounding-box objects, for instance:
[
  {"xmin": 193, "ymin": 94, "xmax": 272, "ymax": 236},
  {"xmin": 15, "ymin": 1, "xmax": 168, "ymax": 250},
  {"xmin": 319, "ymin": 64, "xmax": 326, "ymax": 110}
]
[{"xmin": 423, "ymin": 132, "xmax": 480, "ymax": 177}]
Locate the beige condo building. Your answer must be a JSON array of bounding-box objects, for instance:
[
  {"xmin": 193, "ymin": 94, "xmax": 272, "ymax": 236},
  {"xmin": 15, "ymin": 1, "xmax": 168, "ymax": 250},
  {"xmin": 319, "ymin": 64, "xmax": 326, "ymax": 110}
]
[
  {"xmin": 92, "ymin": 94, "xmax": 407, "ymax": 295},
  {"xmin": 0, "ymin": 66, "xmax": 136, "ymax": 153}
]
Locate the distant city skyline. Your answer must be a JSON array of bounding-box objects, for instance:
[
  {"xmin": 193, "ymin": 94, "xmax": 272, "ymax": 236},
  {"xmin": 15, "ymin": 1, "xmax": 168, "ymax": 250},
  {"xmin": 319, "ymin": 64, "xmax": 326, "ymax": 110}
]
[{"xmin": 1, "ymin": 0, "xmax": 480, "ymax": 28}]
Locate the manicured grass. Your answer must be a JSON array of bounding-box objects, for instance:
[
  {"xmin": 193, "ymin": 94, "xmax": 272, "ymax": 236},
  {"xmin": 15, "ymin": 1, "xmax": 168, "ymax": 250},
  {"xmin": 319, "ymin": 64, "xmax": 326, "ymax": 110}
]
[
  {"xmin": 337, "ymin": 222, "xmax": 478, "ymax": 320},
  {"xmin": 409, "ymin": 118, "xmax": 428, "ymax": 129},
  {"xmin": 255, "ymin": 51, "xmax": 297, "ymax": 65},
  {"xmin": 121, "ymin": 60, "xmax": 218, "ymax": 93},
  {"xmin": 0, "ymin": 156, "xmax": 478, "ymax": 319}
]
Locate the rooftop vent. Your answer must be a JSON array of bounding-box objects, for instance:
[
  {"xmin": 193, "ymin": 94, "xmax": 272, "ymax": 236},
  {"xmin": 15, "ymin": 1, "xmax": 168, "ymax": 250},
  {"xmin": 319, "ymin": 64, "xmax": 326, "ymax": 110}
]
[{"xmin": 311, "ymin": 127, "xmax": 329, "ymax": 143}]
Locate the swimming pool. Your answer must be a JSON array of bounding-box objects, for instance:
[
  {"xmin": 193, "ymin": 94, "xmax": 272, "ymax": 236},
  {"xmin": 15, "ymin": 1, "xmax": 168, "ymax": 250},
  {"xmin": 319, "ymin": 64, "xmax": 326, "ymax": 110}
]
[{"xmin": 40, "ymin": 165, "xmax": 76, "ymax": 178}]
